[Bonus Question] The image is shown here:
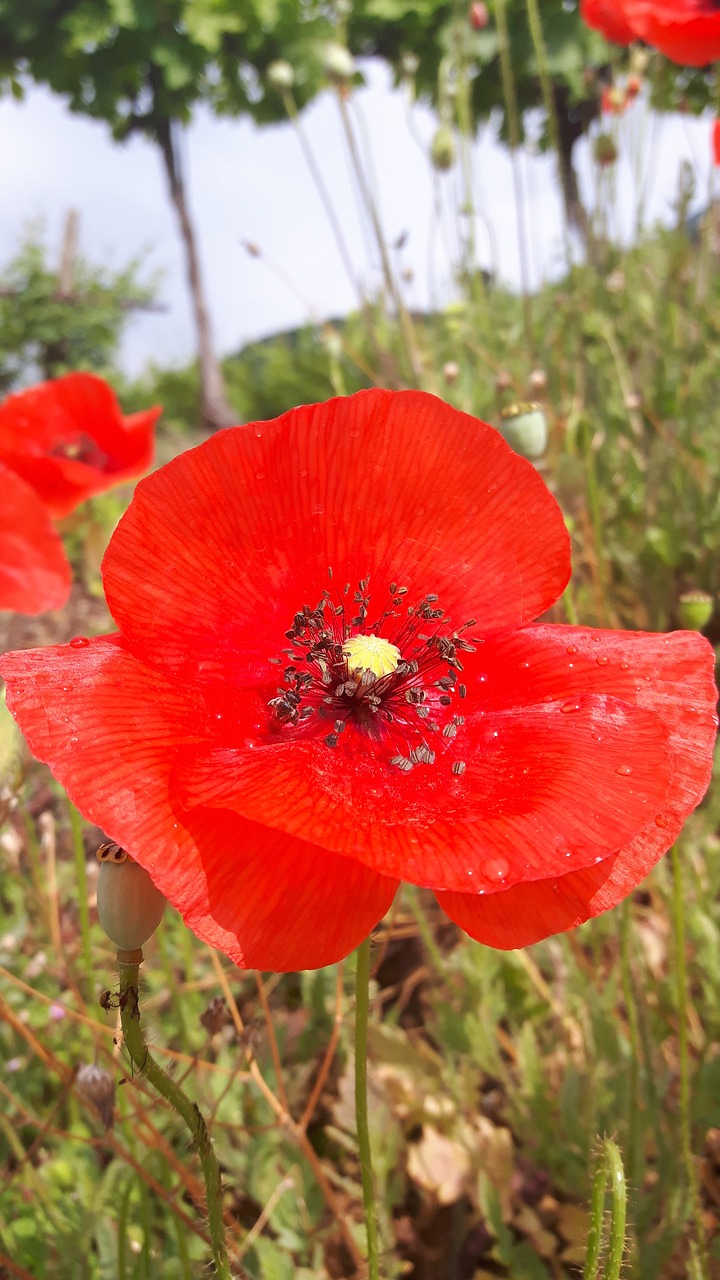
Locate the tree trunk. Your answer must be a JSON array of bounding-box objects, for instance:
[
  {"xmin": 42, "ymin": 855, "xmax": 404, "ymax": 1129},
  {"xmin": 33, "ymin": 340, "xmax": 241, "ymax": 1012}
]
[
  {"xmin": 155, "ymin": 117, "xmax": 234, "ymax": 432},
  {"xmin": 552, "ymin": 84, "xmax": 596, "ymax": 255}
]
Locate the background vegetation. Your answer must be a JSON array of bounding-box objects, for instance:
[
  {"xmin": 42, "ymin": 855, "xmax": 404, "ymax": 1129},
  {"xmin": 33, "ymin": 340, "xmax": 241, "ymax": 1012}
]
[{"xmin": 1, "ymin": 1, "xmax": 720, "ymax": 1278}]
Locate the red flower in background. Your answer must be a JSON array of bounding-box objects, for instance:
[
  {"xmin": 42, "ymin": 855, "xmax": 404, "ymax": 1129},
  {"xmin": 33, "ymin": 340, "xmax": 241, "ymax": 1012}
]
[
  {"xmin": 621, "ymin": 0, "xmax": 720, "ymax": 66},
  {"xmin": 1, "ymin": 391, "xmax": 716, "ymax": 969},
  {"xmin": 713, "ymin": 118, "xmax": 720, "ymax": 165},
  {"xmin": 0, "ymin": 373, "xmax": 159, "ymax": 615},
  {"xmin": 580, "ymin": 0, "xmax": 637, "ymax": 45}
]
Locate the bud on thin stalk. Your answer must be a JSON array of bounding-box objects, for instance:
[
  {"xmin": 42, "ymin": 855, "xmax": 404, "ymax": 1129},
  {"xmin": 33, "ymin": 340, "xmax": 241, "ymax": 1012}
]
[{"xmin": 96, "ymin": 844, "xmax": 166, "ymax": 954}]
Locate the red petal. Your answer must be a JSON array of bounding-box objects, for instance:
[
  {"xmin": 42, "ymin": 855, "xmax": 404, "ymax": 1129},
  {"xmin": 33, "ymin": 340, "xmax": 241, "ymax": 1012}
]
[
  {"xmin": 0, "ymin": 464, "xmax": 70, "ymax": 614},
  {"xmin": 0, "ymin": 637, "xmax": 397, "ymax": 969},
  {"xmin": 622, "ymin": 0, "xmax": 720, "ymax": 65},
  {"xmin": 174, "ymin": 692, "xmax": 672, "ymax": 893},
  {"xmin": 102, "ymin": 390, "xmax": 570, "ymax": 684},
  {"xmin": 580, "ymin": 0, "xmax": 637, "ymax": 44},
  {"xmin": 0, "ymin": 374, "xmax": 159, "ymax": 517},
  {"xmin": 437, "ymin": 626, "xmax": 717, "ymax": 947}
]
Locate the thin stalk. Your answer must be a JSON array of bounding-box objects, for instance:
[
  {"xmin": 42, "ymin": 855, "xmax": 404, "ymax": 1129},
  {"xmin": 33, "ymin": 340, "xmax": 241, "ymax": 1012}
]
[
  {"xmin": 355, "ymin": 936, "xmax": 380, "ymax": 1280},
  {"xmin": 493, "ymin": 0, "xmax": 533, "ymax": 352},
  {"xmin": 619, "ymin": 902, "xmax": 641, "ymax": 1184},
  {"xmin": 523, "ymin": 0, "xmax": 571, "ymax": 264},
  {"xmin": 670, "ymin": 847, "xmax": 708, "ymax": 1279},
  {"xmin": 68, "ymin": 802, "xmax": 93, "ymax": 989},
  {"xmin": 117, "ymin": 957, "xmax": 231, "ymax": 1280}
]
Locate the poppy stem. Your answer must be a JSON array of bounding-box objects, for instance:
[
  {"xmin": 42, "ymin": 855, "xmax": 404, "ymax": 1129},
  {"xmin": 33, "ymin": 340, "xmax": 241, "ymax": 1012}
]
[
  {"xmin": 670, "ymin": 848, "xmax": 709, "ymax": 1279},
  {"xmin": 355, "ymin": 935, "xmax": 381, "ymax": 1279},
  {"xmin": 117, "ymin": 956, "xmax": 232, "ymax": 1280}
]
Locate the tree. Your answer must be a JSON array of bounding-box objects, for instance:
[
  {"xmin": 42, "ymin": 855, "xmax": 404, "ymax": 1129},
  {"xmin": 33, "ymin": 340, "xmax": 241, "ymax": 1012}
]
[
  {"xmin": 0, "ymin": 218, "xmax": 156, "ymax": 394},
  {"xmin": 0, "ymin": 0, "xmax": 335, "ymax": 430}
]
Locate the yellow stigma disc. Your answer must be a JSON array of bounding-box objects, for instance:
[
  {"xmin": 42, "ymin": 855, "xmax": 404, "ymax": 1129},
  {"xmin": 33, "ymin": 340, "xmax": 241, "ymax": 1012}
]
[{"xmin": 343, "ymin": 633, "xmax": 401, "ymax": 678}]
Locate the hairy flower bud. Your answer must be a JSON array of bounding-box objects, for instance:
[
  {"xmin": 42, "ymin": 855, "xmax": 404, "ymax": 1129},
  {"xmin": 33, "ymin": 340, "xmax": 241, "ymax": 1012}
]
[
  {"xmin": 96, "ymin": 844, "xmax": 166, "ymax": 953},
  {"xmin": 76, "ymin": 1062, "xmax": 115, "ymax": 1130},
  {"xmin": 267, "ymin": 60, "xmax": 295, "ymax": 92},
  {"xmin": 323, "ymin": 42, "xmax": 356, "ymax": 83},
  {"xmin": 469, "ymin": 2, "xmax": 489, "ymax": 29},
  {"xmin": 499, "ymin": 402, "xmax": 548, "ymax": 460}
]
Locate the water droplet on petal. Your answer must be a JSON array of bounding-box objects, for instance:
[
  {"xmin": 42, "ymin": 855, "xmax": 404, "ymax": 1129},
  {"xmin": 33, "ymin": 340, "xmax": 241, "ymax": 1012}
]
[
  {"xmin": 69, "ymin": 636, "xmax": 90, "ymax": 648},
  {"xmin": 414, "ymin": 503, "xmax": 426, "ymax": 516},
  {"xmin": 591, "ymin": 732, "xmax": 603, "ymax": 742},
  {"xmin": 566, "ymin": 645, "xmax": 578, "ymax": 655},
  {"xmin": 520, "ymin": 661, "xmax": 530, "ymax": 670},
  {"xmin": 478, "ymin": 673, "xmax": 488, "ymax": 683},
  {"xmin": 561, "ymin": 700, "xmax": 581, "ymax": 713},
  {"xmin": 255, "ymin": 471, "xmax": 266, "ymax": 481},
  {"xmin": 616, "ymin": 764, "xmax": 632, "ymax": 776},
  {"xmin": 655, "ymin": 813, "xmax": 668, "ymax": 828},
  {"xmin": 244, "ymin": 737, "xmax": 260, "ymax": 750},
  {"xmin": 619, "ymin": 661, "xmax": 630, "ymax": 671},
  {"xmin": 485, "ymin": 857, "xmax": 509, "ymax": 881},
  {"xmin": 596, "ymin": 655, "xmax": 609, "ymax": 666}
]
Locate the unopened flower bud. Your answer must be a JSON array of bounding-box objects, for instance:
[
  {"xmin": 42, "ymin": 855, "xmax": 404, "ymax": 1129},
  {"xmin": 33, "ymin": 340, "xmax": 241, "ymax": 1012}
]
[
  {"xmin": 499, "ymin": 402, "xmax": 548, "ymax": 460},
  {"xmin": 443, "ymin": 360, "xmax": 460, "ymax": 384},
  {"xmin": 267, "ymin": 60, "xmax": 295, "ymax": 92},
  {"xmin": 529, "ymin": 368, "xmax": 548, "ymax": 394},
  {"xmin": 96, "ymin": 844, "xmax": 166, "ymax": 953},
  {"xmin": 678, "ymin": 591, "xmax": 714, "ymax": 632},
  {"xmin": 495, "ymin": 369, "xmax": 513, "ymax": 392},
  {"xmin": 594, "ymin": 133, "xmax": 618, "ymax": 167},
  {"xmin": 469, "ymin": 2, "xmax": 489, "ymax": 29},
  {"xmin": 76, "ymin": 1062, "xmax": 115, "ymax": 1130},
  {"xmin": 431, "ymin": 125, "xmax": 456, "ymax": 172},
  {"xmin": 323, "ymin": 42, "xmax": 356, "ymax": 83}
]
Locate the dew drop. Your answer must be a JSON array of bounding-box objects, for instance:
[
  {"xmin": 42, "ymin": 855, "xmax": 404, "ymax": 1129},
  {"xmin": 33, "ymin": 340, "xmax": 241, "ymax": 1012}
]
[
  {"xmin": 487, "ymin": 481, "xmax": 498, "ymax": 493},
  {"xmin": 491, "ymin": 730, "xmax": 499, "ymax": 739},
  {"xmin": 215, "ymin": 713, "xmax": 224, "ymax": 722},
  {"xmin": 244, "ymin": 737, "xmax": 260, "ymax": 750},
  {"xmin": 414, "ymin": 503, "xmax": 426, "ymax": 516},
  {"xmin": 478, "ymin": 673, "xmax": 488, "ymax": 683},
  {"xmin": 561, "ymin": 700, "xmax": 581, "ymax": 713},
  {"xmin": 520, "ymin": 661, "xmax": 530, "ymax": 670},
  {"xmin": 254, "ymin": 428, "xmax": 264, "ymax": 439},
  {"xmin": 591, "ymin": 731, "xmax": 603, "ymax": 742},
  {"xmin": 619, "ymin": 661, "xmax": 630, "ymax": 671},
  {"xmin": 255, "ymin": 470, "xmax": 266, "ymax": 481},
  {"xmin": 565, "ymin": 645, "xmax": 578, "ymax": 655},
  {"xmin": 616, "ymin": 764, "xmax": 632, "ymax": 776},
  {"xmin": 596, "ymin": 655, "xmax": 609, "ymax": 666},
  {"xmin": 349, "ymin": 426, "xmax": 361, "ymax": 439},
  {"xmin": 485, "ymin": 857, "xmax": 509, "ymax": 881},
  {"xmin": 69, "ymin": 636, "xmax": 90, "ymax": 648},
  {"xmin": 590, "ymin": 635, "xmax": 600, "ymax": 644},
  {"xmin": 655, "ymin": 813, "xmax": 668, "ymax": 828}
]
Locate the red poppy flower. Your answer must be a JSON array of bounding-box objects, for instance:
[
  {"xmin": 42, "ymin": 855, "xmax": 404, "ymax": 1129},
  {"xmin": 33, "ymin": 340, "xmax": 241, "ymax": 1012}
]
[
  {"xmin": 713, "ymin": 118, "xmax": 720, "ymax": 165},
  {"xmin": 0, "ymin": 373, "xmax": 160, "ymax": 615},
  {"xmin": 0, "ymin": 391, "xmax": 716, "ymax": 969},
  {"xmin": 621, "ymin": 0, "xmax": 720, "ymax": 66},
  {"xmin": 580, "ymin": 0, "xmax": 637, "ymax": 45}
]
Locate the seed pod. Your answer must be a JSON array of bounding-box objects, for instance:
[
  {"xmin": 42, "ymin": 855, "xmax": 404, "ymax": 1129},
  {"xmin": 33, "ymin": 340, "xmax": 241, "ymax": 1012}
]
[
  {"xmin": 267, "ymin": 60, "xmax": 295, "ymax": 92},
  {"xmin": 678, "ymin": 590, "xmax": 714, "ymax": 632},
  {"xmin": 499, "ymin": 401, "xmax": 548, "ymax": 460},
  {"xmin": 594, "ymin": 133, "xmax": 618, "ymax": 167},
  {"xmin": 76, "ymin": 1062, "xmax": 115, "ymax": 1130},
  {"xmin": 96, "ymin": 846, "xmax": 166, "ymax": 952},
  {"xmin": 431, "ymin": 125, "xmax": 456, "ymax": 172}
]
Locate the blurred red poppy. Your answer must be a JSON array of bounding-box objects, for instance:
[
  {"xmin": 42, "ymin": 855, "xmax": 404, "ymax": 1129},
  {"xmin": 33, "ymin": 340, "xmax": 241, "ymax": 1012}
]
[
  {"xmin": 580, "ymin": 0, "xmax": 637, "ymax": 45},
  {"xmin": 1, "ymin": 391, "xmax": 716, "ymax": 968},
  {"xmin": 0, "ymin": 373, "xmax": 159, "ymax": 615},
  {"xmin": 621, "ymin": 0, "xmax": 720, "ymax": 65},
  {"xmin": 713, "ymin": 118, "xmax": 720, "ymax": 165}
]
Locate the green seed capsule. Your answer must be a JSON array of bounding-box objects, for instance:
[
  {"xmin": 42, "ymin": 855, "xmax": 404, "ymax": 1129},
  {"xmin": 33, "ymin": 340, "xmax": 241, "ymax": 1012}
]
[
  {"xmin": 267, "ymin": 60, "xmax": 295, "ymax": 92},
  {"xmin": 678, "ymin": 590, "xmax": 714, "ymax": 632},
  {"xmin": 499, "ymin": 401, "xmax": 548, "ymax": 460},
  {"xmin": 431, "ymin": 126, "xmax": 456, "ymax": 172},
  {"xmin": 96, "ymin": 850, "xmax": 166, "ymax": 952}
]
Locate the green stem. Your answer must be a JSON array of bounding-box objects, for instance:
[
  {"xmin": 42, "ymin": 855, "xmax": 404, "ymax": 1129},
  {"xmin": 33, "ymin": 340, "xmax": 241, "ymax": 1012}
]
[
  {"xmin": 118, "ymin": 958, "xmax": 231, "ymax": 1280},
  {"xmin": 524, "ymin": 0, "xmax": 571, "ymax": 264},
  {"xmin": 493, "ymin": 0, "xmax": 533, "ymax": 353},
  {"xmin": 670, "ymin": 848, "xmax": 708, "ymax": 1279},
  {"xmin": 68, "ymin": 802, "xmax": 93, "ymax": 990},
  {"xmin": 583, "ymin": 1139, "xmax": 627, "ymax": 1280},
  {"xmin": 355, "ymin": 936, "xmax": 380, "ymax": 1280}
]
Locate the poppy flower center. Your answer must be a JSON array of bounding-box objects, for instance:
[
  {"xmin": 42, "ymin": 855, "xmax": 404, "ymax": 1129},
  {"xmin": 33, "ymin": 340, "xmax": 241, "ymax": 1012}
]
[
  {"xmin": 49, "ymin": 433, "xmax": 110, "ymax": 470},
  {"xmin": 268, "ymin": 573, "xmax": 476, "ymax": 775}
]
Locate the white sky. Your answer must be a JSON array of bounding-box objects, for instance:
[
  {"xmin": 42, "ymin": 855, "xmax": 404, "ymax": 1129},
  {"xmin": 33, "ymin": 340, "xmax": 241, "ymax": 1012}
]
[{"xmin": 0, "ymin": 60, "xmax": 714, "ymax": 375}]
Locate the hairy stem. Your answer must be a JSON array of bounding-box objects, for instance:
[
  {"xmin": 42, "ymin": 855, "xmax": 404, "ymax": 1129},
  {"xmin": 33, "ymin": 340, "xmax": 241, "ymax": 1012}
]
[{"xmin": 355, "ymin": 936, "xmax": 380, "ymax": 1279}]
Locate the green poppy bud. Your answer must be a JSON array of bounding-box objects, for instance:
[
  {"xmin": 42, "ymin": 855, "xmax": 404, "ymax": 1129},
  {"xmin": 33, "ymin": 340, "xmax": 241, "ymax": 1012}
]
[
  {"xmin": 499, "ymin": 401, "xmax": 548, "ymax": 460},
  {"xmin": 431, "ymin": 126, "xmax": 456, "ymax": 172},
  {"xmin": 678, "ymin": 591, "xmax": 714, "ymax": 632},
  {"xmin": 267, "ymin": 60, "xmax": 295, "ymax": 92},
  {"xmin": 96, "ymin": 844, "xmax": 166, "ymax": 953}
]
